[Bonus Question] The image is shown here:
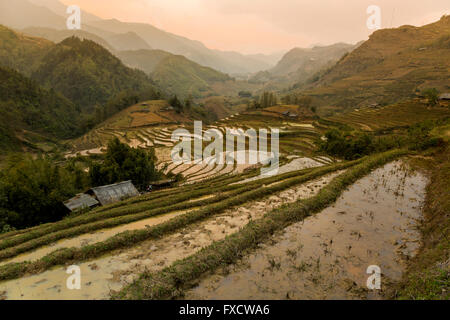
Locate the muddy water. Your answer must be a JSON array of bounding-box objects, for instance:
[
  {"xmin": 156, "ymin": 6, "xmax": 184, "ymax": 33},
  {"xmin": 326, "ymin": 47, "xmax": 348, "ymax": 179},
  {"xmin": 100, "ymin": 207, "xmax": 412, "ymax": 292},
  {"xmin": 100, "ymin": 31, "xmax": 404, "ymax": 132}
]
[
  {"xmin": 0, "ymin": 209, "xmax": 192, "ymax": 266},
  {"xmin": 0, "ymin": 172, "xmax": 342, "ymax": 300},
  {"xmin": 186, "ymin": 161, "xmax": 428, "ymax": 300},
  {"xmin": 235, "ymin": 157, "xmax": 325, "ymax": 185}
]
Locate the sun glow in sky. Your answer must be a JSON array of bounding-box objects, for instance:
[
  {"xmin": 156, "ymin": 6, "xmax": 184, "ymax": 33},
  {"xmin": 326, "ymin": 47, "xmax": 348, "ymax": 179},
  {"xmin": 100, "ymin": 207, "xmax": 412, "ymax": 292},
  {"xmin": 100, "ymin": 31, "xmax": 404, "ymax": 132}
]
[{"xmin": 61, "ymin": 0, "xmax": 449, "ymax": 54}]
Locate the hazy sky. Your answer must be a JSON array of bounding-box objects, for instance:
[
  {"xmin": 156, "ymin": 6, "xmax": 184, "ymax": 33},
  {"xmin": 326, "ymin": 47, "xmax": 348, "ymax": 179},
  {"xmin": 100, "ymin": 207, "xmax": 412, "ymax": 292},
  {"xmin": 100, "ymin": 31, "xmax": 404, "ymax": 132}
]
[{"xmin": 60, "ymin": 0, "xmax": 449, "ymax": 54}]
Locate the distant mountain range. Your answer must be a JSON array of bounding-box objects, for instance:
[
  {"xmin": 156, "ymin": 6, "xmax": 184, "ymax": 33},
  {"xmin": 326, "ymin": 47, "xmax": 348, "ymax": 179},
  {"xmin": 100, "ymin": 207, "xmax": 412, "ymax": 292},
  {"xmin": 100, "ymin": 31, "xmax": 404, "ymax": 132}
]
[
  {"xmin": 0, "ymin": 0, "xmax": 281, "ymax": 74},
  {"xmin": 249, "ymin": 43, "xmax": 359, "ymax": 90},
  {"xmin": 2, "ymin": 0, "xmax": 448, "ymax": 152},
  {"xmin": 0, "ymin": 25, "xmax": 161, "ymax": 151}
]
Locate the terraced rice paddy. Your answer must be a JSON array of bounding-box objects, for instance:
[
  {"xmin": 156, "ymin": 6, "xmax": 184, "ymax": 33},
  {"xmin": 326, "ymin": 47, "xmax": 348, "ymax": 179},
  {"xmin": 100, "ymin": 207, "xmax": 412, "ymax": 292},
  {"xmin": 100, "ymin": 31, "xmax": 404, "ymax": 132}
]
[
  {"xmin": 1, "ymin": 98, "xmax": 436, "ymax": 301},
  {"xmin": 65, "ymin": 106, "xmax": 329, "ymax": 184},
  {"xmin": 0, "ymin": 148, "xmax": 412, "ymax": 301},
  {"xmin": 186, "ymin": 161, "xmax": 428, "ymax": 300},
  {"xmin": 0, "ymin": 171, "xmax": 344, "ymax": 299},
  {"xmin": 327, "ymin": 100, "xmax": 450, "ymax": 132}
]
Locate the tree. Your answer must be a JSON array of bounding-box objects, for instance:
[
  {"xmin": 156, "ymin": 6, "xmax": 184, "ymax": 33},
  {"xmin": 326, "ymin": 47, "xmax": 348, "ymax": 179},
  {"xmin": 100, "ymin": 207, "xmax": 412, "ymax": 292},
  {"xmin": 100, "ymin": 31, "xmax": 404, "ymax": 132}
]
[
  {"xmin": 259, "ymin": 91, "xmax": 277, "ymax": 108},
  {"xmin": 0, "ymin": 155, "xmax": 82, "ymax": 229},
  {"xmin": 422, "ymin": 88, "xmax": 439, "ymax": 106},
  {"xmin": 170, "ymin": 95, "xmax": 184, "ymax": 113},
  {"xmin": 297, "ymin": 96, "xmax": 312, "ymax": 108},
  {"xmin": 89, "ymin": 138, "xmax": 161, "ymax": 190},
  {"xmin": 184, "ymin": 96, "xmax": 192, "ymax": 111}
]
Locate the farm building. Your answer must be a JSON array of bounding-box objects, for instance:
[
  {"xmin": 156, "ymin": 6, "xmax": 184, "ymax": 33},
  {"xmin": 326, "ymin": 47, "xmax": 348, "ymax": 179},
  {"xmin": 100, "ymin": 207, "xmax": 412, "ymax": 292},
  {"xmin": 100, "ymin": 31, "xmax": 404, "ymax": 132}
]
[
  {"xmin": 86, "ymin": 181, "xmax": 140, "ymax": 206},
  {"xmin": 439, "ymin": 93, "xmax": 450, "ymax": 100},
  {"xmin": 63, "ymin": 193, "xmax": 99, "ymax": 212},
  {"xmin": 63, "ymin": 181, "xmax": 140, "ymax": 212},
  {"xmin": 282, "ymin": 111, "xmax": 298, "ymax": 118}
]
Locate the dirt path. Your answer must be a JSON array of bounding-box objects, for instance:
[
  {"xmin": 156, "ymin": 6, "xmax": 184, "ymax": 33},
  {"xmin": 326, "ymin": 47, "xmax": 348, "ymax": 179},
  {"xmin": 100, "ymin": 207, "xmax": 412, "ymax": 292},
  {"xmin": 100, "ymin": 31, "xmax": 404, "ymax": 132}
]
[{"xmin": 185, "ymin": 161, "xmax": 428, "ymax": 300}]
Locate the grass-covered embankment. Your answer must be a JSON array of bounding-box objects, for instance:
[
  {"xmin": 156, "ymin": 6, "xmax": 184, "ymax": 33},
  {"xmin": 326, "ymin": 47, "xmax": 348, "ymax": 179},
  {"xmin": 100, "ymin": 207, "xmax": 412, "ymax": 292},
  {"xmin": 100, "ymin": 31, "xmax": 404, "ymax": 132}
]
[
  {"xmin": 114, "ymin": 149, "xmax": 408, "ymax": 300},
  {"xmin": 0, "ymin": 159, "xmax": 358, "ymax": 281},
  {"xmin": 394, "ymin": 143, "xmax": 449, "ymax": 300}
]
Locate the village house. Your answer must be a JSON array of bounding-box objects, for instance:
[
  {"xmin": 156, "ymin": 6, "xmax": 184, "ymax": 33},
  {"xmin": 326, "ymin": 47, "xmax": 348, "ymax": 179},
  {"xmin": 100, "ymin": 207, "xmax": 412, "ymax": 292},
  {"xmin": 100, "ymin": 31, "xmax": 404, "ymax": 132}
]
[{"xmin": 63, "ymin": 180, "xmax": 140, "ymax": 212}]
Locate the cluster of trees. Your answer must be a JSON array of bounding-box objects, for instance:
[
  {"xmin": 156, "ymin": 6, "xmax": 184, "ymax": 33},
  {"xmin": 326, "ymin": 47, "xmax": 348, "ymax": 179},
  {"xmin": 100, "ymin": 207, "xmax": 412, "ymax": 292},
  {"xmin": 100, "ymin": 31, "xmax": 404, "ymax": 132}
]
[
  {"xmin": 247, "ymin": 91, "xmax": 278, "ymax": 110},
  {"xmin": 259, "ymin": 92, "xmax": 278, "ymax": 109},
  {"xmin": 319, "ymin": 129, "xmax": 385, "ymax": 160},
  {"xmin": 0, "ymin": 66, "xmax": 81, "ymax": 151},
  {"xmin": 169, "ymin": 95, "xmax": 192, "ymax": 114},
  {"xmin": 0, "ymin": 155, "xmax": 89, "ymax": 232},
  {"xmin": 90, "ymin": 138, "xmax": 161, "ymax": 190},
  {"xmin": 320, "ymin": 120, "xmax": 444, "ymax": 160},
  {"xmin": 421, "ymin": 88, "xmax": 440, "ymax": 106},
  {"xmin": 0, "ymin": 139, "xmax": 162, "ymax": 232},
  {"xmin": 32, "ymin": 37, "xmax": 159, "ymax": 112}
]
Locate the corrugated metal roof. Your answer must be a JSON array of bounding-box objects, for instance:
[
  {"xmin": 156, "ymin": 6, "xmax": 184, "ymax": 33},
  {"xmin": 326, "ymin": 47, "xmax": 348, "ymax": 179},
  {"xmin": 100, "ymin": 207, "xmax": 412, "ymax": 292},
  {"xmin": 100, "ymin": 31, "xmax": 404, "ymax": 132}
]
[
  {"xmin": 89, "ymin": 181, "xmax": 139, "ymax": 206},
  {"xmin": 64, "ymin": 193, "xmax": 99, "ymax": 212},
  {"xmin": 439, "ymin": 93, "xmax": 450, "ymax": 100}
]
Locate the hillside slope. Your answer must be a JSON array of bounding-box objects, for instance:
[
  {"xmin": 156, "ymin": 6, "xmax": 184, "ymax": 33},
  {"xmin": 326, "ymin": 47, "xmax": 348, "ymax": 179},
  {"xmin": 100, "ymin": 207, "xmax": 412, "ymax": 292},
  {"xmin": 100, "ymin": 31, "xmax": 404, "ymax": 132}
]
[
  {"xmin": 104, "ymin": 32, "xmax": 152, "ymax": 51},
  {"xmin": 0, "ymin": 66, "xmax": 79, "ymax": 151},
  {"xmin": 151, "ymin": 55, "xmax": 231, "ymax": 98},
  {"xmin": 29, "ymin": 36, "xmax": 159, "ymax": 111},
  {"xmin": 272, "ymin": 43, "xmax": 357, "ymax": 80},
  {"xmin": 0, "ymin": 24, "xmax": 53, "ymax": 75},
  {"xmin": 0, "ymin": 26, "xmax": 163, "ymax": 151},
  {"xmin": 249, "ymin": 43, "xmax": 357, "ymax": 90},
  {"xmin": 301, "ymin": 15, "xmax": 450, "ymax": 112},
  {"xmin": 116, "ymin": 49, "xmax": 173, "ymax": 74},
  {"xmin": 118, "ymin": 49, "xmax": 247, "ymax": 99}
]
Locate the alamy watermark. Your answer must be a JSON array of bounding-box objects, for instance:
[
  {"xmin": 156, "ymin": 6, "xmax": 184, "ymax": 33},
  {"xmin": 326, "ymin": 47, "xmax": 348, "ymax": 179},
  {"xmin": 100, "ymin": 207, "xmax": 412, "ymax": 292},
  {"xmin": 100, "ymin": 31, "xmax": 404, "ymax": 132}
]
[
  {"xmin": 366, "ymin": 265, "xmax": 381, "ymax": 290},
  {"xmin": 367, "ymin": 5, "xmax": 382, "ymax": 30},
  {"xmin": 171, "ymin": 121, "xmax": 279, "ymax": 177},
  {"xmin": 66, "ymin": 265, "xmax": 81, "ymax": 290},
  {"xmin": 66, "ymin": 5, "xmax": 81, "ymax": 30}
]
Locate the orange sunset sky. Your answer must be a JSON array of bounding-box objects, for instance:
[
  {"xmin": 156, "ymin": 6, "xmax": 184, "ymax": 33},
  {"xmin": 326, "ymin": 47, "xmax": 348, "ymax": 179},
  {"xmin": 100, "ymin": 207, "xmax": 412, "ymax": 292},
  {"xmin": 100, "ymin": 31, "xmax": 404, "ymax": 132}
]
[{"xmin": 60, "ymin": 0, "xmax": 449, "ymax": 54}]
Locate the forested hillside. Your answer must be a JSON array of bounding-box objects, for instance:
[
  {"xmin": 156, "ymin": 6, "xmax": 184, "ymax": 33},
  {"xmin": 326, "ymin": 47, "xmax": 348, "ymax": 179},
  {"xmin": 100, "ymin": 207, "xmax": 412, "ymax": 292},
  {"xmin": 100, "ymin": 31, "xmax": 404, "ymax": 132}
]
[
  {"xmin": 0, "ymin": 26, "xmax": 163, "ymax": 152},
  {"xmin": 0, "ymin": 66, "xmax": 79, "ymax": 151},
  {"xmin": 31, "ymin": 37, "xmax": 159, "ymax": 111}
]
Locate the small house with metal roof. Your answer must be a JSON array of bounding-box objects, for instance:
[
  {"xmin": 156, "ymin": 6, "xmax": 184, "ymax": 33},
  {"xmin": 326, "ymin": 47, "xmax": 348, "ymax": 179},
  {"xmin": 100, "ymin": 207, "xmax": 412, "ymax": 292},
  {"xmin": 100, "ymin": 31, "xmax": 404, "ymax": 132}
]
[
  {"xmin": 86, "ymin": 181, "xmax": 140, "ymax": 206},
  {"xmin": 63, "ymin": 193, "xmax": 99, "ymax": 212}
]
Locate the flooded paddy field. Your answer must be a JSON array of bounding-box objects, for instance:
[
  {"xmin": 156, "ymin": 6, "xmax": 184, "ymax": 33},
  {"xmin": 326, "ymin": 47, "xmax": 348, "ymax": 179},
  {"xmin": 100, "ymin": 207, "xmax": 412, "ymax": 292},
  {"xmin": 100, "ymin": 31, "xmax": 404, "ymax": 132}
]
[
  {"xmin": 0, "ymin": 209, "xmax": 192, "ymax": 267},
  {"xmin": 185, "ymin": 161, "xmax": 428, "ymax": 300},
  {"xmin": 0, "ymin": 172, "xmax": 343, "ymax": 300}
]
